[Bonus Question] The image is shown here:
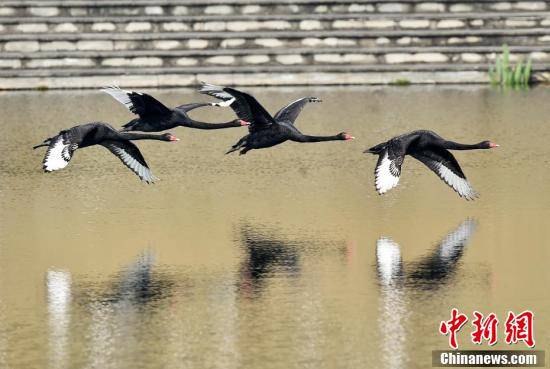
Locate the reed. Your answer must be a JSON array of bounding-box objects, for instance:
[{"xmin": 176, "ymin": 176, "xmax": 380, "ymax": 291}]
[{"xmin": 488, "ymin": 44, "xmax": 532, "ymax": 87}]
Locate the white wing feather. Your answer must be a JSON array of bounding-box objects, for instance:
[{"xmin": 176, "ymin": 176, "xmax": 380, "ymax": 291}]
[
  {"xmin": 101, "ymin": 85, "xmax": 141, "ymax": 112},
  {"xmin": 436, "ymin": 162, "xmax": 478, "ymax": 200},
  {"xmin": 375, "ymin": 152, "xmax": 401, "ymax": 195},
  {"xmin": 198, "ymin": 83, "xmax": 236, "ymax": 107},
  {"xmin": 43, "ymin": 136, "xmax": 74, "ymax": 172}
]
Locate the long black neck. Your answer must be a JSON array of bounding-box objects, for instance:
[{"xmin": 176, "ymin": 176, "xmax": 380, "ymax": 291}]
[
  {"xmin": 117, "ymin": 132, "xmax": 167, "ymax": 141},
  {"xmin": 441, "ymin": 141, "xmax": 487, "ymax": 150},
  {"xmin": 182, "ymin": 119, "xmax": 240, "ymax": 130},
  {"xmin": 290, "ymin": 133, "xmax": 342, "ymax": 143}
]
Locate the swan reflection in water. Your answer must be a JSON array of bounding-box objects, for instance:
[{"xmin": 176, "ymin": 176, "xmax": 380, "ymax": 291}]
[
  {"xmin": 46, "ymin": 269, "xmax": 72, "ymax": 369},
  {"xmin": 376, "ymin": 219, "xmax": 477, "ymax": 289},
  {"xmin": 45, "ymin": 251, "xmax": 175, "ymax": 369},
  {"xmin": 237, "ymin": 224, "xmax": 300, "ymax": 297},
  {"xmin": 99, "ymin": 251, "xmax": 174, "ymax": 306},
  {"xmin": 80, "ymin": 251, "xmax": 174, "ymax": 368},
  {"xmin": 407, "ymin": 220, "xmax": 476, "ymax": 289},
  {"xmin": 375, "ymin": 219, "xmax": 477, "ymax": 369}
]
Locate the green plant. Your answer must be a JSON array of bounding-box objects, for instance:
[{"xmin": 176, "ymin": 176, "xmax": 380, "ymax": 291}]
[
  {"xmin": 489, "ymin": 44, "xmax": 532, "ymax": 87},
  {"xmin": 390, "ymin": 78, "xmax": 411, "ymax": 86}
]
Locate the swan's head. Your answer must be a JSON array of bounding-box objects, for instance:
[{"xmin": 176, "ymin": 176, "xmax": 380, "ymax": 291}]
[
  {"xmin": 481, "ymin": 140, "xmax": 499, "ymax": 149},
  {"xmin": 162, "ymin": 133, "xmax": 180, "ymax": 142},
  {"xmin": 234, "ymin": 119, "xmax": 250, "ymax": 126},
  {"xmin": 338, "ymin": 132, "xmax": 355, "ymax": 141}
]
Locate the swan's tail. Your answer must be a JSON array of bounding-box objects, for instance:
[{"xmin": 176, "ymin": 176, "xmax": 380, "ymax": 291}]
[
  {"xmin": 226, "ymin": 136, "xmax": 248, "ymax": 155},
  {"xmin": 364, "ymin": 142, "xmax": 386, "ymax": 154},
  {"xmin": 33, "ymin": 137, "xmax": 53, "ymax": 149},
  {"xmin": 225, "ymin": 146, "xmax": 239, "ymax": 154},
  {"xmin": 120, "ymin": 118, "xmax": 139, "ymax": 132}
]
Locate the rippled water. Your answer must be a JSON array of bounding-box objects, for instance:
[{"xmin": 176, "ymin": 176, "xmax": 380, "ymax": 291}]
[{"xmin": 0, "ymin": 86, "xmax": 548, "ymax": 368}]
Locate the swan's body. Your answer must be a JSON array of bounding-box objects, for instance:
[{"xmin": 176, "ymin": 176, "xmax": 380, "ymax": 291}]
[
  {"xmin": 33, "ymin": 122, "xmax": 178, "ymax": 183},
  {"xmin": 365, "ymin": 130, "xmax": 498, "ymax": 200},
  {"xmin": 198, "ymin": 83, "xmax": 354, "ymax": 155},
  {"xmin": 102, "ymin": 86, "xmax": 248, "ymax": 132}
]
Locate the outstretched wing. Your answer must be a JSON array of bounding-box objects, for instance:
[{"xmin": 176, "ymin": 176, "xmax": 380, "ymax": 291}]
[
  {"xmin": 101, "ymin": 140, "xmax": 156, "ymax": 183},
  {"xmin": 102, "ymin": 85, "xmax": 172, "ymax": 118},
  {"xmin": 197, "ymin": 83, "xmax": 235, "ymax": 106},
  {"xmin": 198, "ymin": 83, "xmax": 275, "ymax": 132},
  {"xmin": 375, "ymin": 148, "xmax": 405, "ymax": 195},
  {"xmin": 411, "ymin": 147, "xmax": 477, "ymax": 200},
  {"xmin": 273, "ymin": 97, "xmax": 321, "ymax": 124},
  {"xmin": 42, "ymin": 133, "xmax": 78, "ymax": 172}
]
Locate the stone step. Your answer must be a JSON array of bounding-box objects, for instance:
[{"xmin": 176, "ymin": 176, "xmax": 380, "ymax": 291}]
[
  {"xmin": 0, "ymin": 71, "xmax": 491, "ymax": 89},
  {"xmin": 2, "ymin": 44, "xmax": 548, "ymax": 58},
  {"xmin": 1, "ymin": 12, "xmax": 549, "ymax": 34},
  {"xmin": 3, "ymin": 36, "xmax": 547, "ymax": 54},
  {"xmin": 1, "ymin": 0, "xmax": 547, "ymax": 18},
  {"xmin": 2, "ymin": 27, "xmax": 548, "ymax": 41},
  {"xmin": 5, "ymin": 62, "xmax": 550, "ymax": 89},
  {"xmin": 5, "ymin": 0, "xmax": 546, "ymax": 3},
  {"xmin": 1, "ymin": 62, "xmax": 549, "ymax": 77},
  {"xmin": 0, "ymin": 63, "xmax": 528, "ymax": 77},
  {"xmin": 0, "ymin": 46, "xmax": 545, "ymax": 70},
  {"xmin": 2, "ymin": 11, "xmax": 548, "ymax": 22},
  {"xmin": 1, "ymin": 29, "xmax": 547, "ymax": 52}
]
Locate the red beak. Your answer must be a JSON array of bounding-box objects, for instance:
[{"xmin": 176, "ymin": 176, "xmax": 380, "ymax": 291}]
[
  {"xmin": 489, "ymin": 142, "xmax": 499, "ymax": 148},
  {"xmin": 240, "ymin": 120, "xmax": 250, "ymax": 126},
  {"xmin": 170, "ymin": 136, "xmax": 180, "ymax": 142}
]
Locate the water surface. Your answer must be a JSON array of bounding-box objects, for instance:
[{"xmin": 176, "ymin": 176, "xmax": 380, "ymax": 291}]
[{"xmin": 0, "ymin": 86, "xmax": 548, "ymax": 368}]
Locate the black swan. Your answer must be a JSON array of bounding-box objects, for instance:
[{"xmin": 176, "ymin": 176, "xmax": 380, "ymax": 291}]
[
  {"xmin": 365, "ymin": 130, "xmax": 499, "ymax": 200},
  {"xmin": 33, "ymin": 122, "xmax": 179, "ymax": 183},
  {"xmin": 198, "ymin": 83, "xmax": 354, "ymax": 155},
  {"xmin": 102, "ymin": 85, "xmax": 249, "ymax": 132}
]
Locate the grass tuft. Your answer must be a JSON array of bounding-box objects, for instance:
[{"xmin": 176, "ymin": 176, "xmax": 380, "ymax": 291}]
[
  {"xmin": 488, "ymin": 44, "xmax": 532, "ymax": 88},
  {"xmin": 390, "ymin": 78, "xmax": 411, "ymax": 86}
]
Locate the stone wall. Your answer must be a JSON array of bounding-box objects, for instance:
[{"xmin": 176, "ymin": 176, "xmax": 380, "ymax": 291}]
[{"xmin": 1, "ymin": 0, "xmax": 549, "ymax": 89}]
